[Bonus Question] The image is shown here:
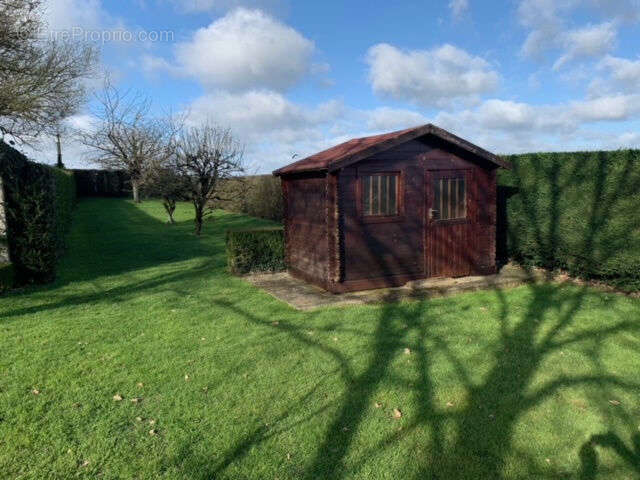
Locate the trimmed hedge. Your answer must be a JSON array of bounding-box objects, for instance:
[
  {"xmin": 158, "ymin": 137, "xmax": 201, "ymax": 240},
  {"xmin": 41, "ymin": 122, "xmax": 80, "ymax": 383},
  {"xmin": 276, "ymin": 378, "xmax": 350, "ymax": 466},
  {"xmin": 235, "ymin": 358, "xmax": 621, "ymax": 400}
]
[
  {"xmin": 499, "ymin": 150, "xmax": 640, "ymax": 291},
  {"xmin": 0, "ymin": 262, "xmax": 13, "ymax": 292},
  {"xmin": 0, "ymin": 141, "xmax": 76, "ymax": 285},
  {"xmin": 52, "ymin": 168, "xmax": 76, "ymax": 253},
  {"xmin": 226, "ymin": 227, "xmax": 285, "ymax": 274},
  {"xmin": 72, "ymin": 169, "xmax": 131, "ymax": 197}
]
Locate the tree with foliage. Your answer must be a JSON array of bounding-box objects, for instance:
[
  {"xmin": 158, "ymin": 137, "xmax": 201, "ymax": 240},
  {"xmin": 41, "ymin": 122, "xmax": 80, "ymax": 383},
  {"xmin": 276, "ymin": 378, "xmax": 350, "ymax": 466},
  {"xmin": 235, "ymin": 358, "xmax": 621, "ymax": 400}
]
[
  {"xmin": 0, "ymin": 0, "xmax": 96, "ymax": 140},
  {"xmin": 174, "ymin": 123, "xmax": 246, "ymax": 235},
  {"xmin": 78, "ymin": 80, "xmax": 176, "ymax": 203}
]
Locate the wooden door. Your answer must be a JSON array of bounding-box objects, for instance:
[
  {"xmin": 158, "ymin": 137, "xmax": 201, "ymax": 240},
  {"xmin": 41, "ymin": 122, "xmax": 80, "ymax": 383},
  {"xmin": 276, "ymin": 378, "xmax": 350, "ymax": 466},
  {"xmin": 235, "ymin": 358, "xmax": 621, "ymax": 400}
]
[{"xmin": 426, "ymin": 169, "xmax": 475, "ymax": 277}]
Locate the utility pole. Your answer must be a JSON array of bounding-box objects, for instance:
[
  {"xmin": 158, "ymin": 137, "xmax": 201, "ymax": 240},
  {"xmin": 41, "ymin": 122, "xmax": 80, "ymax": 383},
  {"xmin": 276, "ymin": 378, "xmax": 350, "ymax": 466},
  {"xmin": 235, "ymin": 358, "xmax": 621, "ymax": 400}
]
[{"xmin": 55, "ymin": 130, "xmax": 64, "ymax": 169}]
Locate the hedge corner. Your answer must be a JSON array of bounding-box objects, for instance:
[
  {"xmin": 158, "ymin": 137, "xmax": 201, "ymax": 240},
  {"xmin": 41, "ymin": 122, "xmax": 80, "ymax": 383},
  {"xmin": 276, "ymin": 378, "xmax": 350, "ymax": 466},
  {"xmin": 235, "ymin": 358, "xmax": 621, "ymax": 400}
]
[{"xmin": 226, "ymin": 227, "xmax": 285, "ymax": 275}]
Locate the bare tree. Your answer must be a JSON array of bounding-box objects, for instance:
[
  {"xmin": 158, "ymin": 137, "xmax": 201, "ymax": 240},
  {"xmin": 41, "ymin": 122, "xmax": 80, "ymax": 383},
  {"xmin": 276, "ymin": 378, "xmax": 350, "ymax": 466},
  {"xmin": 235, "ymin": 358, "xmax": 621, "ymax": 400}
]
[
  {"xmin": 146, "ymin": 164, "xmax": 189, "ymax": 224},
  {"xmin": 174, "ymin": 123, "xmax": 246, "ymax": 235},
  {"xmin": 78, "ymin": 81, "xmax": 176, "ymax": 203},
  {"xmin": 0, "ymin": 0, "xmax": 96, "ymax": 140}
]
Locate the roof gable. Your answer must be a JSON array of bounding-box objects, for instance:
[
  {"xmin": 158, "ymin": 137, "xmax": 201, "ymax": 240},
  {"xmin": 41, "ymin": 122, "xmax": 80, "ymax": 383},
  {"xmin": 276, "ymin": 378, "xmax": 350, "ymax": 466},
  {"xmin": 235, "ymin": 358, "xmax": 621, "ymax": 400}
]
[{"xmin": 273, "ymin": 124, "xmax": 510, "ymax": 176}]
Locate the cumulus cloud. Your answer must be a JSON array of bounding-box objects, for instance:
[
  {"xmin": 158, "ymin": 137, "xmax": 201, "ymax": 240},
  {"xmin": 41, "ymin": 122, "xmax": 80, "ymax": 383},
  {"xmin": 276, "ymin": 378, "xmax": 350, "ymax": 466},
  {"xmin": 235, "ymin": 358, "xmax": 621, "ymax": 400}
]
[
  {"xmin": 366, "ymin": 43, "xmax": 500, "ymax": 108},
  {"xmin": 449, "ymin": 0, "xmax": 469, "ymax": 20},
  {"xmin": 553, "ymin": 22, "xmax": 617, "ymax": 70},
  {"xmin": 590, "ymin": 55, "xmax": 640, "ymax": 95},
  {"xmin": 432, "ymin": 93, "xmax": 640, "ymax": 154},
  {"xmin": 518, "ymin": 0, "xmax": 638, "ymax": 62},
  {"xmin": 174, "ymin": 8, "xmax": 314, "ymax": 91}
]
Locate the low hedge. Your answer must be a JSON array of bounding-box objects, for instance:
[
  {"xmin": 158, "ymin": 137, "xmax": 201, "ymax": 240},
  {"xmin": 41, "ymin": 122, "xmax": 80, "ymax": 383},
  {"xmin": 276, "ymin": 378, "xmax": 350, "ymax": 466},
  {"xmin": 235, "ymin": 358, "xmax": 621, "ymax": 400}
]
[
  {"xmin": 499, "ymin": 149, "xmax": 640, "ymax": 291},
  {"xmin": 0, "ymin": 262, "xmax": 13, "ymax": 292},
  {"xmin": 226, "ymin": 227, "xmax": 285, "ymax": 275}
]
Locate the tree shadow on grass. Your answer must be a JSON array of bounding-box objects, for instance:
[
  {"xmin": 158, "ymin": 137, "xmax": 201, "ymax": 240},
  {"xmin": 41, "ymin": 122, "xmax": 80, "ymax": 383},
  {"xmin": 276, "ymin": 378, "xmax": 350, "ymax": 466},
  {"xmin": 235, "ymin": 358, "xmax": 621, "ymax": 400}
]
[
  {"xmin": 0, "ymin": 198, "xmax": 273, "ymax": 319},
  {"xmin": 579, "ymin": 432, "xmax": 640, "ymax": 479},
  {"xmin": 196, "ymin": 152, "xmax": 640, "ymax": 479}
]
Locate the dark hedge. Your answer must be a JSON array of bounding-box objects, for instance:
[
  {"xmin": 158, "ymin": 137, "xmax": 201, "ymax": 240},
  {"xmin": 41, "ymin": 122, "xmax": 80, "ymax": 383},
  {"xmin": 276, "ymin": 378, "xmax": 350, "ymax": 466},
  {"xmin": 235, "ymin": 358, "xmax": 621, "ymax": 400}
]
[
  {"xmin": 0, "ymin": 141, "xmax": 76, "ymax": 285},
  {"xmin": 499, "ymin": 150, "xmax": 640, "ymax": 291},
  {"xmin": 72, "ymin": 169, "xmax": 131, "ymax": 197},
  {"xmin": 0, "ymin": 262, "xmax": 13, "ymax": 292},
  {"xmin": 226, "ymin": 227, "xmax": 285, "ymax": 275}
]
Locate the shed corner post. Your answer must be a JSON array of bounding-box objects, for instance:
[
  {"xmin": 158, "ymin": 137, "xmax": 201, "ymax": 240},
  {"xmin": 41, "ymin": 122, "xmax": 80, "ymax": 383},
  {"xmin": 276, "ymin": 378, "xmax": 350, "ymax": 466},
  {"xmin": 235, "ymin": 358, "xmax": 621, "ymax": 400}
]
[{"xmin": 327, "ymin": 171, "xmax": 342, "ymax": 292}]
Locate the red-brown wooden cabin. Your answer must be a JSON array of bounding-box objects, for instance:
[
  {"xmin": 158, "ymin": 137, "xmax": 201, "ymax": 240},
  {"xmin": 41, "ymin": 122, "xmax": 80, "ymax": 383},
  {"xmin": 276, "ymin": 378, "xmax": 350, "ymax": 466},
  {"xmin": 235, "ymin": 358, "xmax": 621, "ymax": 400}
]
[{"xmin": 273, "ymin": 124, "xmax": 510, "ymax": 293}]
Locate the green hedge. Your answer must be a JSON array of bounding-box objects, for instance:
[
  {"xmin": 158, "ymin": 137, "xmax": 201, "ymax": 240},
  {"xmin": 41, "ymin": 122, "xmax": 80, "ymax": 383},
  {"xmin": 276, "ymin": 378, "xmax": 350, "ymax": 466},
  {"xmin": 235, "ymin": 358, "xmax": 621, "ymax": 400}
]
[
  {"xmin": 226, "ymin": 227, "xmax": 285, "ymax": 275},
  {"xmin": 499, "ymin": 150, "xmax": 640, "ymax": 291},
  {"xmin": 0, "ymin": 262, "xmax": 14, "ymax": 292},
  {"xmin": 52, "ymin": 168, "xmax": 76, "ymax": 253},
  {"xmin": 0, "ymin": 141, "xmax": 76, "ymax": 285}
]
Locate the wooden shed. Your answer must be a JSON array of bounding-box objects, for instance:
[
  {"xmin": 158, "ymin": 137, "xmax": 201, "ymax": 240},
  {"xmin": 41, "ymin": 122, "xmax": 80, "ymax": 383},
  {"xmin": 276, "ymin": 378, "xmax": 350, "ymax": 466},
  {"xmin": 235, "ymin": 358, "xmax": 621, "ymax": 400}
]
[{"xmin": 273, "ymin": 124, "xmax": 510, "ymax": 293}]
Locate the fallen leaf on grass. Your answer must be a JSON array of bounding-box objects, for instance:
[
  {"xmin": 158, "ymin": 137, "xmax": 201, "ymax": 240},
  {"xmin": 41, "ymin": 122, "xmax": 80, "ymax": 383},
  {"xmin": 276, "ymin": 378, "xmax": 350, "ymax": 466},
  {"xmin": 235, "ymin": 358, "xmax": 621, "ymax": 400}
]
[
  {"xmin": 392, "ymin": 408, "xmax": 402, "ymax": 419},
  {"xmin": 130, "ymin": 397, "xmax": 142, "ymax": 404},
  {"xmin": 136, "ymin": 382, "xmax": 144, "ymax": 388},
  {"xmin": 32, "ymin": 389, "xmax": 40, "ymax": 396},
  {"xmin": 374, "ymin": 402, "xmax": 382, "ymax": 408},
  {"xmin": 80, "ymin": 460, "xmax": 90, "ymax": 468},
  {"xmin": 286, "ymin": 453, "xmax": 291, "ymax": 461},
  {"xmin": 609, "ymin": 399, "xmax": 621, "ymax": 406},
  {"xmin": 113, "ymin": 394, "xmax": 123, "ymax": 402},
  {"xmin": 446, "ymin": 401, "xmax": 454, "ymax": 408},
  {"xmin": 149, "ymin": 419, "xmax": 156, "ymax": 425},
  {"xmin": 149, "ymin": 429, "xmax": 158, "ymax": 436},
  {"xmin": 404, "ymin": 348, "xmax": 411, "ymax": 355},
  {"xmin": 184, "ymin": 374, "xmax": 190, "ymax": 381}
]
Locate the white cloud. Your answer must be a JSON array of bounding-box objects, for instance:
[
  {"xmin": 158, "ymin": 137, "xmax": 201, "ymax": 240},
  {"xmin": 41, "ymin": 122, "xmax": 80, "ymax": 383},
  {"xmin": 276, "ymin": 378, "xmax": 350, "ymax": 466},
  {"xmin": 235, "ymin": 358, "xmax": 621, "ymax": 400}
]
[
  {"xmin": 366, "ymin": 43, "xmax": 500, "ymax": 108},
  {"xmin": 518, "ymin": 0, "xmax": 638, "ymax": 62},
  {"xmin": 167, "ymin": 0, "xmax": 283, "ymax": 14},
  {"xmin": 553, "ymin": 22, "xmax": 617, "ymax": 70},
  {"xmin": 590, "ymin": 55, "xmax": 640, "ymax": 95},
  {"xmin": 449, "ymin": 0, "xmax": 469, "ymax": 20},
  {"xmin": 187, "ymin": 89, "xmax": 346, "ymax": 170},
  {"xmin": 433, "ymin": 93, "xmax": 640, "ymax": 153},
  {"xmin": 365, "ymin": 108, "xmax": 429, "ymax": 132},
  {"xmin": 174, "ymin": 8, "xmax": 314, "ymax": 91},
  {"xmin": 42, "ymin": 0, "xmax": 106, "ymax": 32}
]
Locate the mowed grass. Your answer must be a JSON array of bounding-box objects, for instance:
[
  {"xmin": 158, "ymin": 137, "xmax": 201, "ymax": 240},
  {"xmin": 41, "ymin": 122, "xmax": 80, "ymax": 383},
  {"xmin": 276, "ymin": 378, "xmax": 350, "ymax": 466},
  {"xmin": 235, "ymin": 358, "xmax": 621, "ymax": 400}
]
[{"xmin": 1, "ymin": 198, "xmax": 640, "ymax": 479}]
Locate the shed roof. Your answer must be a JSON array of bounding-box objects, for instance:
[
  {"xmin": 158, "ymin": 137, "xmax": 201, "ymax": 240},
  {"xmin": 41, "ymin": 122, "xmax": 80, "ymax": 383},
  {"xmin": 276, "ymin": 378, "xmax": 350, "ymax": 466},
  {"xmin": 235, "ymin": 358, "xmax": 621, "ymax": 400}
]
[{"xmin": 273, "ymin": 123, "xmax": 510, "ymax": 176}]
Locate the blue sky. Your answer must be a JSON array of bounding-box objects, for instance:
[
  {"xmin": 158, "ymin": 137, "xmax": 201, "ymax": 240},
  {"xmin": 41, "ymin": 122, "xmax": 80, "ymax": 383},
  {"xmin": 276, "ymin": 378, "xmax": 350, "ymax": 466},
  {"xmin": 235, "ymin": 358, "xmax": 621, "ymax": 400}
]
[{"xmin": 38, "ymin": 0, "xmax": 640, "ymax": 172}]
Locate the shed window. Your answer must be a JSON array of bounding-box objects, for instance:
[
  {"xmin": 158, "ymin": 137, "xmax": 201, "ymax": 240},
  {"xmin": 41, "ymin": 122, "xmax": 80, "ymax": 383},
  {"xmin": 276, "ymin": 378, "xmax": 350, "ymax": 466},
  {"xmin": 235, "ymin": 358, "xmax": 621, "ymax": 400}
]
[
  {"xmin": 433, "ymin": 177, "xmax": 466, "ymax": 220},
  {"xmin": 362, "ymin": 174, "xmax": 398, "ymax": 216}
]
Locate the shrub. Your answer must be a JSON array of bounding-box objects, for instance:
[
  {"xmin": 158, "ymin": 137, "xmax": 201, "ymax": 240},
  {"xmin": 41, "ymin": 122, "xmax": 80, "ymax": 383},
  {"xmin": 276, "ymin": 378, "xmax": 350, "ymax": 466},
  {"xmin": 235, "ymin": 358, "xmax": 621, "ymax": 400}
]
[
  {"xmin": 226, "ymin": 227, "xmax": 285, "ymax": 275},
  {"xmin": 499, "ymin": 150, "xmax": 640, "ymax": 291},
  {"xmin": 0, "ymin": 262, "xmax": 13, "ymax": 292}
]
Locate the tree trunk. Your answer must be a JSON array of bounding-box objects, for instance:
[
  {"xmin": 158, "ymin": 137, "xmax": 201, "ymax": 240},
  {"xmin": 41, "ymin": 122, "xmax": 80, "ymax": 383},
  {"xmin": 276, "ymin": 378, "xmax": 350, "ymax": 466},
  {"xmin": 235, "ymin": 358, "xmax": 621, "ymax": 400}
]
[
  {"xmin": 163, "ymin": 198, "xmax": 176, "ymax": 224},
  {"xmin": 132, "ymin": 179, "xmax": 141, "ymax": 203},
  {"xmin": 194, "ymin": 200, "xmax": 205, "ymax": 235}
]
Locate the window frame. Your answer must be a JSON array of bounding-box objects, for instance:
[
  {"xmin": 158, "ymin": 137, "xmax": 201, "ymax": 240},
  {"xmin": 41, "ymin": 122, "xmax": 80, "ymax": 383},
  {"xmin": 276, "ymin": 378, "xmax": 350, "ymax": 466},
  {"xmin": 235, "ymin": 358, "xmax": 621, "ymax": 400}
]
[
  {"xmin": 357, "ymin": 169, "xmax": 404, "ymax": 223},
  {"xmin": 429, "ymin": 170, "xmax": 470, "ymax": 225}
]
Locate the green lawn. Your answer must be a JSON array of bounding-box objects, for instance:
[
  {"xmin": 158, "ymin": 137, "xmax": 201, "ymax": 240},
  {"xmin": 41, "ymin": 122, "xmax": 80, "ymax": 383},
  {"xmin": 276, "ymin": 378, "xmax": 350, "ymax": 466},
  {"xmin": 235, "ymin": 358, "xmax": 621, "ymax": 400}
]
[{"xmin": 1, "ymin": 198, "xmax": 640, "ymax": 479}]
